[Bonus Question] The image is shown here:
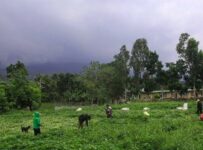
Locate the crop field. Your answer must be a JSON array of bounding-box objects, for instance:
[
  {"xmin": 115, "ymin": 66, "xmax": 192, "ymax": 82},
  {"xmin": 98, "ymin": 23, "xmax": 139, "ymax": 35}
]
[{"xmin": 1, "ymin": 101, "xmax": 203, "ymax": 150}]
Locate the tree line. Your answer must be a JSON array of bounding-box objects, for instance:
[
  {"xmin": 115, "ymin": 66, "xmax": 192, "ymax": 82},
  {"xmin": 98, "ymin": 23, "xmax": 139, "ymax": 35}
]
[{"xmin": 1, "ymin": 33, "xmax": 203, "ymax": 112}]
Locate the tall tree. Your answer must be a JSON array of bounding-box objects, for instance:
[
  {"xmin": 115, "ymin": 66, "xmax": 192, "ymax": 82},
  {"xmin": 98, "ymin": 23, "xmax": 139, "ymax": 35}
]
[
  {"xmin": 130, "ymin": 39, "xmax": 150, "ymax": 97},
  {"xmin": 81, "ymin": 61, "xmax": 101, "ymax": 104},
  {"xmin": 6, "ymin": 61, "xmax": 41, "ymax": 110},
  {"xmin": 176, "ymin": 33, "xmax": 203, "ymax": 97},
  {"xmin": 142, "ymin": 51, "xmax": 162, "ymax": 97},
  {"xmin": 6, "ymin": 61, "xmax": 28, "ymax": 78},
  {"xmin": 198, "ymin": 51, "xmax": 203, "ymax": 89},
  {"xmin": 130, "ymin": 39, "xmax": 149, "ymax": 79},
  {"xmin": 145, "ymin": 51, "xmax": 162, "ymax": 76},
  {"xmin": 165, "ymin": 62, "xmax": 187, "ymax": 99},
  {"xmin": 97, "ymin": 63, "xmax": 123, "ymax": 103},
  {"xmin": 113, "ymin": 45, "xmax": 130, "ymax": 99}
]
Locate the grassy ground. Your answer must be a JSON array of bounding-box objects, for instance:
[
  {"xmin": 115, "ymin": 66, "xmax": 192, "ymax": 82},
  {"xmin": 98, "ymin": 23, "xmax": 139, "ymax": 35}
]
[{"xmin": 1, "ymin": 101, "xmax": 203, "ymax": 150}]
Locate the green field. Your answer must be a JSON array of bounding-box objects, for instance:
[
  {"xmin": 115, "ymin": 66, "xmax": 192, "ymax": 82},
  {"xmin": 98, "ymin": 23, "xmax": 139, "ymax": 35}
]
[{"xmin": 1, "ymin": 101, "xmax": 203, "ymax": 150}]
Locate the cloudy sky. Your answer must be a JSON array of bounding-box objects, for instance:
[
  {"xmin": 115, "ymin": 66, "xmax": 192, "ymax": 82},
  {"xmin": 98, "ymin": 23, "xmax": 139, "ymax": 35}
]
[{"xmin": 0, "ymin": 0, "xmax": 203, "ymax": 66}]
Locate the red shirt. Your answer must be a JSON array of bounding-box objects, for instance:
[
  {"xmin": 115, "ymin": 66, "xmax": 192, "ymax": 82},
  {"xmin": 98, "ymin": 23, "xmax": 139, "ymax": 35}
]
[{"xmin": 200, "ymin": 114, "xmax": 203, "ymax": 121}]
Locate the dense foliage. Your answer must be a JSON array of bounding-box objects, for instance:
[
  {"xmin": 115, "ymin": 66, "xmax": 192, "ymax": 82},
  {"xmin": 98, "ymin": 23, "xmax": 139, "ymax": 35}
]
[
  {"xmin": 0, "ymin": 61, "xmax": 41, "ymax": 112},
  {"xmin": 1, "ymin": 33, "xmax": 203, "ymax": 112}
]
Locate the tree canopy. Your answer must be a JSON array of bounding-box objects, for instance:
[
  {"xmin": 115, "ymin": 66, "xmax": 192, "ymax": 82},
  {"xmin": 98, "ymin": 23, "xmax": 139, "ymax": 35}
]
[{"xmin": 1, "ymin": 33, "xmax": 203, "ymax": 112}]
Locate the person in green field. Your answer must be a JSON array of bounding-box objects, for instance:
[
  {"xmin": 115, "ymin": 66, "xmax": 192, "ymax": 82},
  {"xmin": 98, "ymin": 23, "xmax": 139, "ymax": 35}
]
[
  {"xmin": 33, "ymin": 112, "xmax": 41, "ymax": 136},
  {"xmin": 105, "ymin": 104, "xmax": 112, "ymax": 118}
]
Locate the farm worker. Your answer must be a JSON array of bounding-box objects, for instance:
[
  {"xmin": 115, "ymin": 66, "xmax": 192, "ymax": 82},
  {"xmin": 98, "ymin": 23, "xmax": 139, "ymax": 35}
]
[
  {"xmin": 200, "ymin": 113, "xmax": 203, "ymax": 121},
  {"xmin": 197, "ymin": 99, "xmax": 202, "ymax": 114},
  {"xmin": 105, "ymin": 104, "xmax": 112, "ymax": 118},
  {"xmin": 33, "ymin": 112, "xmax": 41, "ymax": 136}
]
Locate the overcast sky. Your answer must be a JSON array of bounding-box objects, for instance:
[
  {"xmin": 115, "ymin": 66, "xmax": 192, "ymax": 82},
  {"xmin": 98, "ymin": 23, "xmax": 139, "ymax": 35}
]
[{"xmin": 0, "ymin": 0, "xmax": 203, "ymax": 66}]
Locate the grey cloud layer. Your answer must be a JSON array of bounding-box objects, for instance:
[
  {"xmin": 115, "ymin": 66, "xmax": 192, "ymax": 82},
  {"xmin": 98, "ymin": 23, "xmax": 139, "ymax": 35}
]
[{"xmin": 0, "ymin": 0, "xmax": 203, "ymax": 65}]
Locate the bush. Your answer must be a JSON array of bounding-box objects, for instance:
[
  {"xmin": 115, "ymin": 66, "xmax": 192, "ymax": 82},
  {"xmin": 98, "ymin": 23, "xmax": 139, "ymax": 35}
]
[
  {"xmin": 154, "ymin": 94, "xmax": 161, "ymax": 99},
  {"xmin": 0, "ymin": 82, "xmax": 9, "ymax": 112}
]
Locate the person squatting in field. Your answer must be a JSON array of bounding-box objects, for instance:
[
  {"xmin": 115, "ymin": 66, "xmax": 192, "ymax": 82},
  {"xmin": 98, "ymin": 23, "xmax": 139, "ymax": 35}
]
[
  {"xmin": 33, "ymin": 112, "xmax": 41, "ymax": 135},
  {"xmin": 105, "ymin": 104, "xmax": 112, "ymax": 118}
]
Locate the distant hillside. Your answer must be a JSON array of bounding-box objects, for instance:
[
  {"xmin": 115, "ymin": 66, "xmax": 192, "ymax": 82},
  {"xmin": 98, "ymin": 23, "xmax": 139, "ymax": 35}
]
[{"xmin": 0, "ymin": 62, "xmax": 88, "ymax": 76}]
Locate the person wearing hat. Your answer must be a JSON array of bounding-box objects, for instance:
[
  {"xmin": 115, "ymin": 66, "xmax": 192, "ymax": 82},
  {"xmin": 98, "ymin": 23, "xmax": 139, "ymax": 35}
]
[{"xmin": 105, "ymin": 104, "xmax": 112, "ymax": 118}]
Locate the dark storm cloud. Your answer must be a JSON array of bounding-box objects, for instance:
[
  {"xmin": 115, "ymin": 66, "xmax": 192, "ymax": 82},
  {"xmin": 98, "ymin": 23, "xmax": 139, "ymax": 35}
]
[{"xmin": 0, "ymin": 0, "xmax": 203, "ymax": 66}]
